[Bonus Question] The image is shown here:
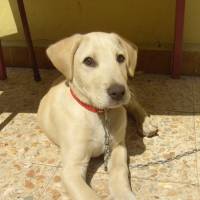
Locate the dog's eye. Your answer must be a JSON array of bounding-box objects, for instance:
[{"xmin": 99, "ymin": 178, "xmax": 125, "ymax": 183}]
[
  {"xmin": 116, "ymin": 54, "xmax": 125, "ymax": 63},
  {"xmin": 83, "ymin": 57, "xmax": 96, "ymax": 67}
]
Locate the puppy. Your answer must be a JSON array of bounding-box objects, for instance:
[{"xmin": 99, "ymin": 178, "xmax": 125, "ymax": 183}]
[{"xmin": 38, "ymin": 32, "xmax": 157, "ymax": 200}]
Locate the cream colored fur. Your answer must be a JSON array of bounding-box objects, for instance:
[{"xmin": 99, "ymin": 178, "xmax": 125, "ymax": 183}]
[{"xmin": 38, "ymin": 32, "xmax": 157, "ymax": 200}]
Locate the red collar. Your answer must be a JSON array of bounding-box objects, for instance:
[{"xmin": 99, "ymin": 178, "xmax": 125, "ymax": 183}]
[{"xmin": 70, "ymin": 88, "xmax": 104, "ymax": 113}]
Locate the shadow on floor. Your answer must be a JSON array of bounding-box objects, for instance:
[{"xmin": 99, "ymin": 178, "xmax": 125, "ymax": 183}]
[{"xmin": 0, "ymin": 68, "xmax": 196, "ymax": 130}]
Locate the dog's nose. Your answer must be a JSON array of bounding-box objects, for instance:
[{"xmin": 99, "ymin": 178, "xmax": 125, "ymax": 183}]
[{"xmin": 107, "ymin": 84, "xmax": 125, "ymax": 101}]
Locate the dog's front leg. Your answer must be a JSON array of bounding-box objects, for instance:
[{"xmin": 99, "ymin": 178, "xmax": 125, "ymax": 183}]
[
  {"xmin": 126, "ymin": 97, "xmax": 158, "ymax": 137},
  {"xmin": 108, "ymin": 143, "xmax": 136, "ymax": 200},
  {"xmin": 61, "ymin": 145, "xmax": 100, "ymax": 200}
]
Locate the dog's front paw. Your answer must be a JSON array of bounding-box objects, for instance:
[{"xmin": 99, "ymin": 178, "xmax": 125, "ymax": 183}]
[
  {"xmin": 122, "ymin": 191, "xmax": 136, "ymax": 200},
  {"xmin": 141, "ymin": 116, "xmax": 158, "ymax": 137},
  {"xmin": 110, "ymin": 191, "xmax": 136, "ymax": 200}
]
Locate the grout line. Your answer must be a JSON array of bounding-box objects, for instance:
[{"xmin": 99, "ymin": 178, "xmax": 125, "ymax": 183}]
[
  {"xmin": 30, "ymin": 162, "xmax": 59, "ymax": 168},
  {"xmin": 10, "ymin": 159, "xmax": 58, "ymax": 199}
]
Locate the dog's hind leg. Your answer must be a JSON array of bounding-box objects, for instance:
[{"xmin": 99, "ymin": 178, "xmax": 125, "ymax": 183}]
[{"xmin": 126, "ymin": 96, "xmax": 158, "ymax": 137}]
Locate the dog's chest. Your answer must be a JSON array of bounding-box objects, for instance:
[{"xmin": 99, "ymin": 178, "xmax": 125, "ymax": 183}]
[
  {"xmin": 90, "ymin": 124, "xmax": 106, "ymax": 157},
  {"xmin": 88, "ymin": 112, "xmax": 122, "ymax": 158}
]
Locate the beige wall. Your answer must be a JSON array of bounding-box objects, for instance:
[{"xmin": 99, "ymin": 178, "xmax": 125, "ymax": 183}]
[
  {"xmin": 2, "ymin": 0, "xmax": 200, "ymax": 50},
  {"xmin": 184, "ymin": 0, "xmax": 200, "ymax": 47}
]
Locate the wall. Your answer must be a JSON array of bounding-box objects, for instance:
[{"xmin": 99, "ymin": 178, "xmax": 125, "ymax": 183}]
[
  {"xmin": 4, "ymin": 0, "xmax": 200, "ymax": 50},
  {"xmin": 184, "ymin": 0, "xmax": 200, "ymax": 50},
  {"xmin": 4, "ymin": 0, "xmax": 176, "ymax": 48},
  {"xmin": 2, "ymin": 0, "xmax": 200, "ymax": 75}
]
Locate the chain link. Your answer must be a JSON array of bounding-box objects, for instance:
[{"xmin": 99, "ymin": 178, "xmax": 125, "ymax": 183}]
[
  {"xmin": 103, "ymin": 110, "xmax": 112, "ymax": 171},
  {"xmin": 129, "ymin": 148, "xmax": 200, "ymax": 169}
]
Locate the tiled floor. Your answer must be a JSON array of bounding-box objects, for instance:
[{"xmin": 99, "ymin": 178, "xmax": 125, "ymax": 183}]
[{"xmin": 0, "ymin": 68, "xmax": 200, "ymax": 200}]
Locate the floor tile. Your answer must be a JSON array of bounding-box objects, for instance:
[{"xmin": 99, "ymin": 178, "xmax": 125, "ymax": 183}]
[
  {"xmin": 193, "ymin": 77, "xmax": 200, "ymax": 112},
  {"xmin": 194, "ymin": 114, "xmax": 200, "ymax": 147},
  {"xmin": 79, "ymin": 113, "xmax": 198, "ymax": 185},
  {"xmin": 39, "ymin": 167, "xmax": 109, "ymax": 200},
  {"xmin": 132, "ymin": 178, "xmax": 200, "ymax": 200},
  {"xmin": 194, "ymin": 104, "xmax": 200, "ymax": 113},
  {"xmin": 89, "ymin": 172, "xmax": 109, "ymax": 200},
  {"xmin": 0, "ymin": 113, "xmax": 40, "ymax": 136},
  {"xmin": 197, "ymin": 152, "xmax": 200, "ymax": 190},
  {"xmin": 0, "ymin": 160, "xmax": 56, "ymax": 200},
  {"xmin": 39, "ymin": 167, "xmax": 70, "ymax": 200},
  {"xmin": 194, "ymin": 115, "xmax": 200, "ymax": 185},
  {"xmin": 40, "ymin": 167, "xmax": 200, "ymax": 200},
  {"xmin": 128, "ymin": 113, "xmax": 198, "ymax": 184},
  {"xmin": 130, "ymin": 74, "xmax": 194, "ymax": 113},
  {"xmin": 0, "ymin": 126, "xmax": 61, "ymax": 166},
  {"xmin": 193, "ymin": 76, "xmax": 200, "ymax": 105},
  {"xmin": 0, "ymin": 68, "xmax": 60, "ymax": 116},
  {"xmin": 1, "ymin": 68, "xmax": 199, "ymax": 199}
]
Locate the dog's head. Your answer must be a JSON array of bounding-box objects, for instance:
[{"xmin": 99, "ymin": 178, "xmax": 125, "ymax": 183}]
[{"xmin": 47, "ymin": 32, "xmax": 137, "ymax": 109}]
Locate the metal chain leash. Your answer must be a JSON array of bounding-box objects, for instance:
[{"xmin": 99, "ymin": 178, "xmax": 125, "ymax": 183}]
[
  {"xmin": 103, "ymin": 109, "xmax": 112, "ymax": 171},
  {"xmin": 129, "ymin": 148, "xmax": 200, "ymax": 169}
]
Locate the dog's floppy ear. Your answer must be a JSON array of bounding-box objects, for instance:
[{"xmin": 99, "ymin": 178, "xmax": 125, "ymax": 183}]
[
  {"xmin": 112, "ymin": 33, "xmax": 138, "ymax": 77},
  {"xmin": 46, "ymin": 34, "xmax": 82, "ymax": 81}
]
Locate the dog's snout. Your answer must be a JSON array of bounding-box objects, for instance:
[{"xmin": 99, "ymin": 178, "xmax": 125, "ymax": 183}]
[{"xmin": 107, "ymin": 84, "xmax": 125, "ymax": 101}]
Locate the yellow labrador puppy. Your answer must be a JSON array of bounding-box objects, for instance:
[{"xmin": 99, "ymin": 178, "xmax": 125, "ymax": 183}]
[{"xmin": 38, "ymin": 32, "xmax": 157, "ymax": 200}]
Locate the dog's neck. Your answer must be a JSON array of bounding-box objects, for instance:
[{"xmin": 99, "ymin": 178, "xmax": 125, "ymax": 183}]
[{"xmin": 68, "ymin": 82, "xmax": 104, "ymax": 113}]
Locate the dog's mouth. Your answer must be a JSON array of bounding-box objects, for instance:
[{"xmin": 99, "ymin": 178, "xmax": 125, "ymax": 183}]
[
  {"xmin": 99, "ymin": 90, "xmax": 130, "ymax": 109},
  {"xmin": 108, "ymin": 96, "xmax": 130, "ymax": 108},
  {"xmin": 89, "ymin": 94, "xmax": 129, "ymax": 110}
]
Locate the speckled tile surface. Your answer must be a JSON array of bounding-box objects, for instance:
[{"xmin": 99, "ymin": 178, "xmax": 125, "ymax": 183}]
[
  {"xmin": 131, "ymin": 178, "xmax": 199, "ymax": 200},
  {"xmin": 0, "ymin": 128, "xmax": 61, "ymax": 166},
  {"xmin": 194, "ymin": 114, "xmax": 200, "ymax": 186},
  {"xmin": 0, "ymin": 68, "xmax": 200, "ymax": 199},
  {"xmin": 39, "ymin": 167, "xmax": 70, "ymax": 200},
  {"xmin": 0, "ymin": 160, "xmax": 57, "ymax": 200},
  {"xmin": 128, "ymin": 114, "xmax": 198, "ymax": 184}
]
